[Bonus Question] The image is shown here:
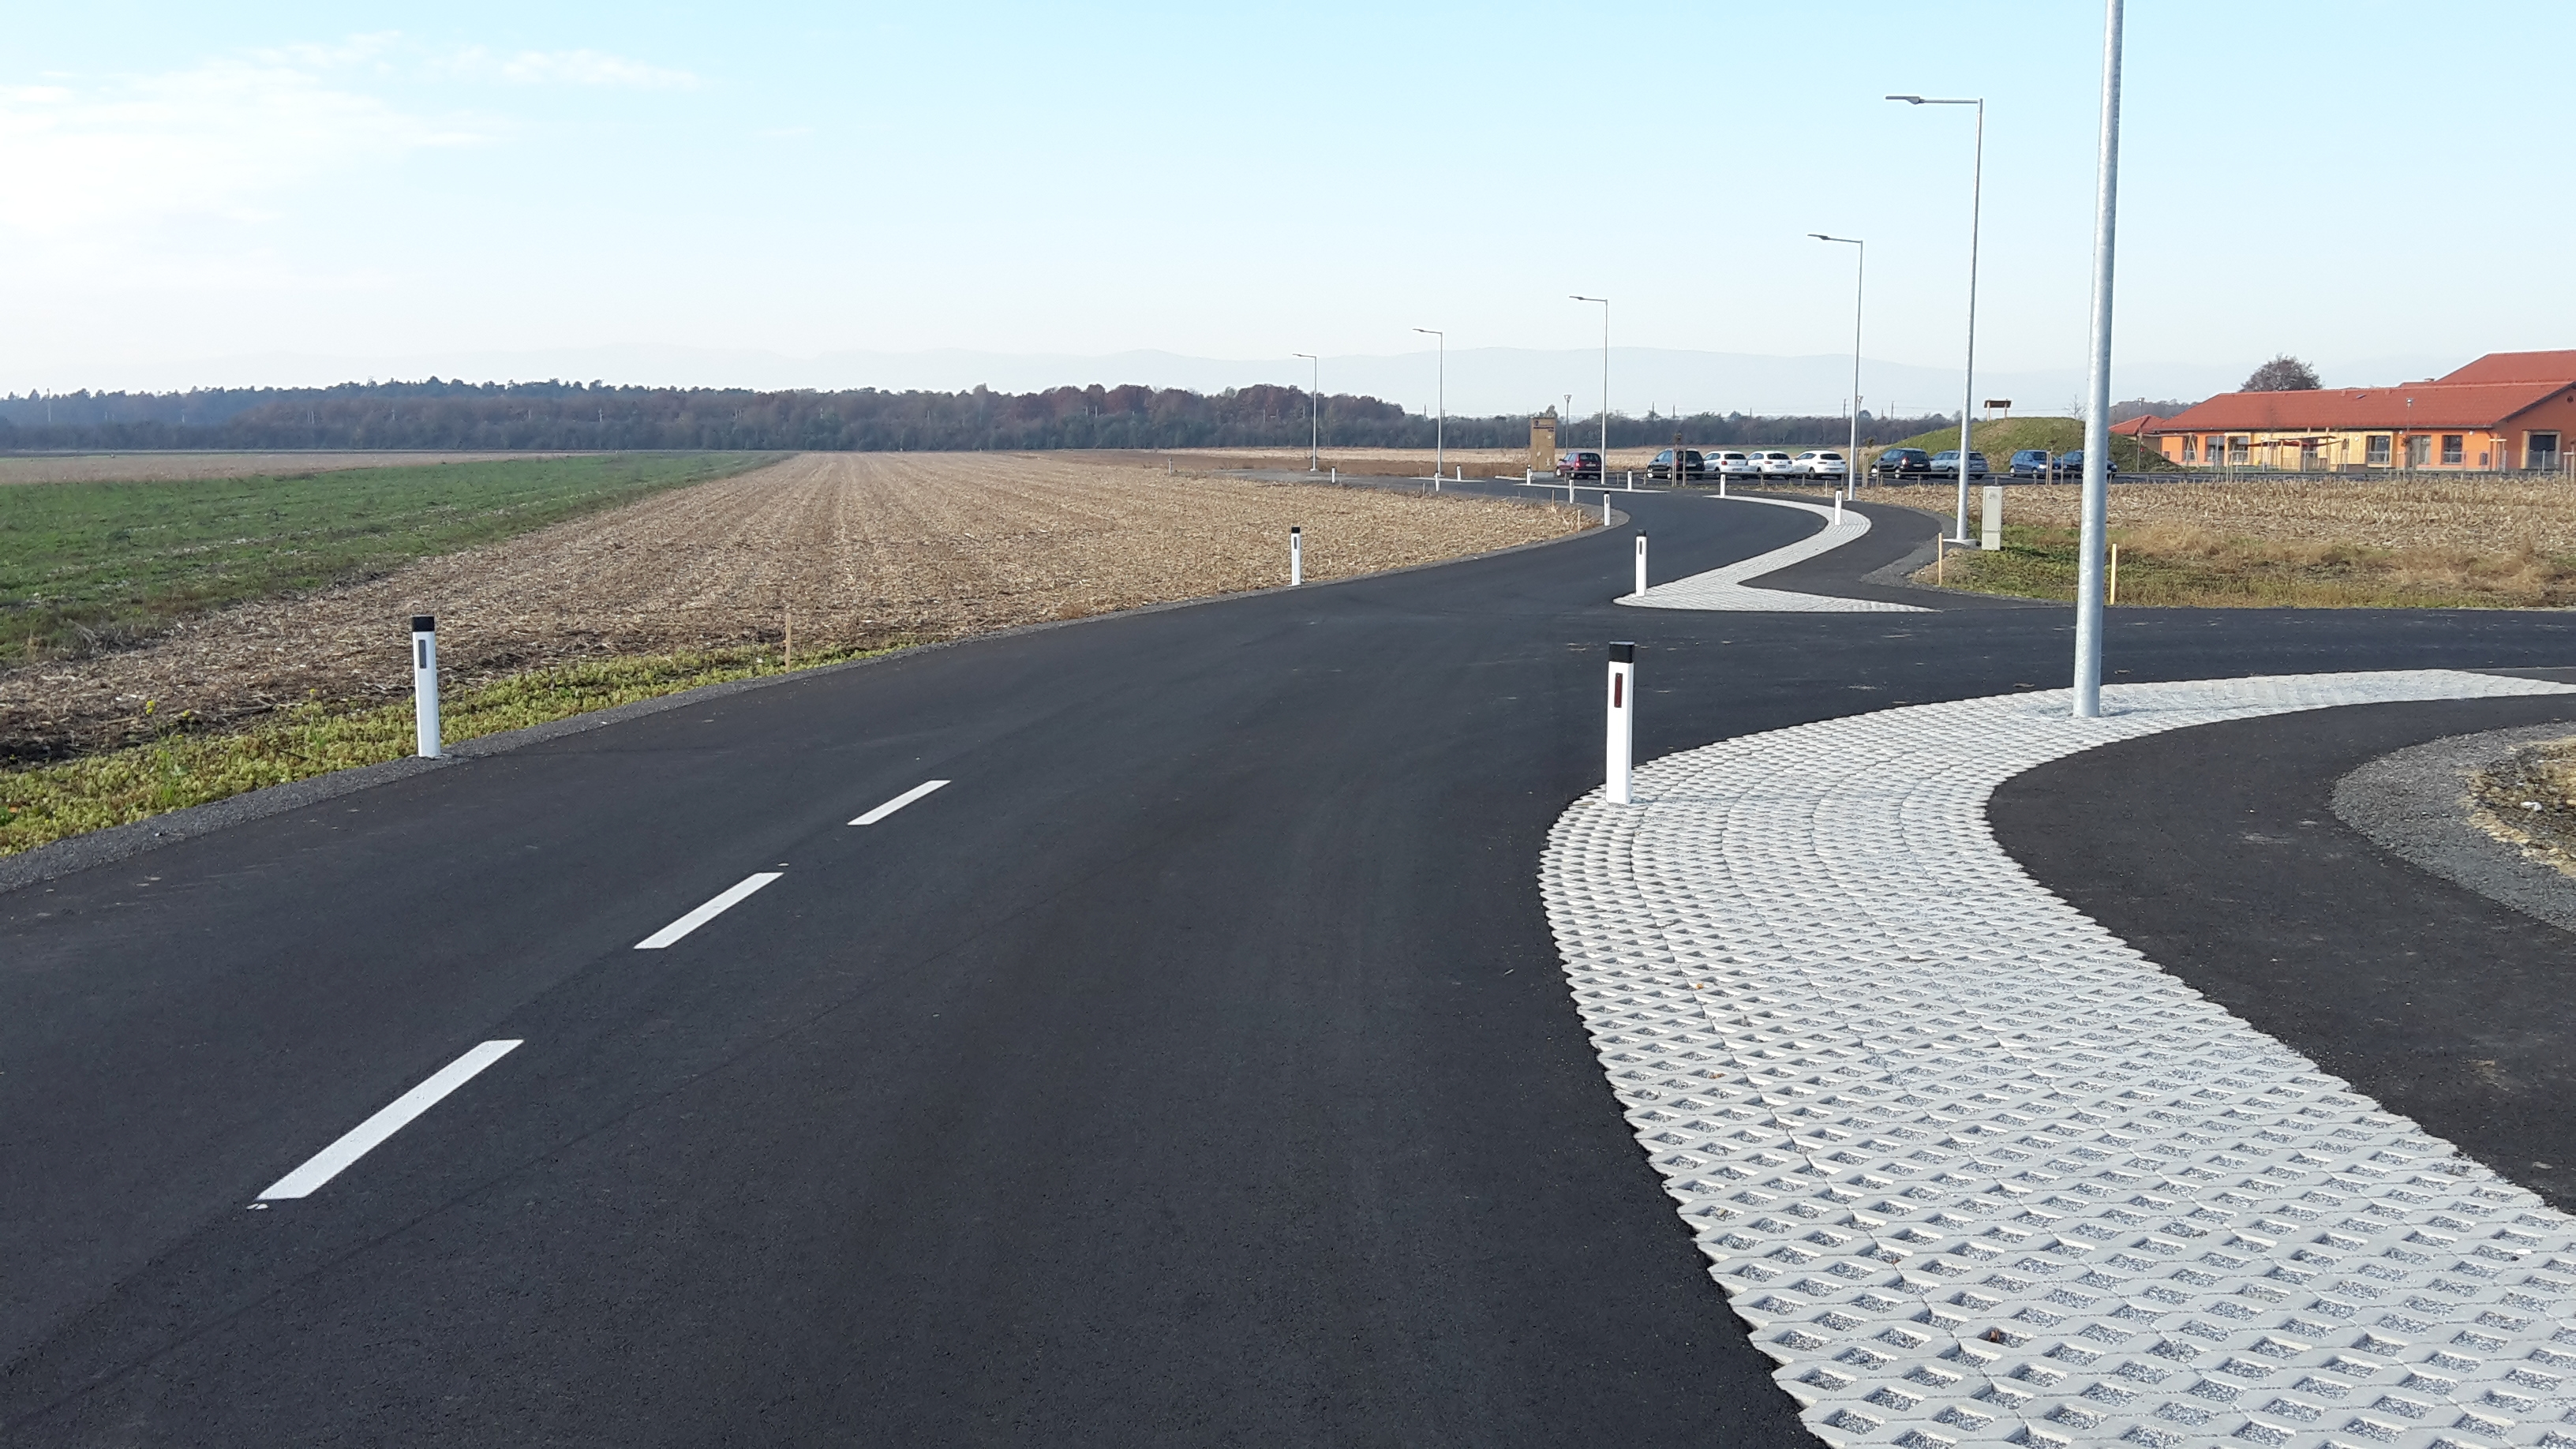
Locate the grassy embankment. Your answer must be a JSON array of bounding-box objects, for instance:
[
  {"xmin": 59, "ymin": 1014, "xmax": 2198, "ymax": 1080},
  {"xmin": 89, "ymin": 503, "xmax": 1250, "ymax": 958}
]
[
  {"xmin": 1912, "ymin": 477, "xmax": 2576, "ymax": 608},
  {"xmin": 0, "ymin": 452, "xmax": 777, "ymax": 665},
  {"xmin": 0, "ymin": 641, "xmax": 892, "ymax": 856},
  {"xmin": 1872, "ymin": 417, "xmax": 2167, "ymax": 474}
]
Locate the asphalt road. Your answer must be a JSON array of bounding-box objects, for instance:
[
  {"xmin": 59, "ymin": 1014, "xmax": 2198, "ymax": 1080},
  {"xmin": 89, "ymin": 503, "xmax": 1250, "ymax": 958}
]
[{"xmin": 8, "ymin": 485, "xmax": 2576, "ymax": 1446}]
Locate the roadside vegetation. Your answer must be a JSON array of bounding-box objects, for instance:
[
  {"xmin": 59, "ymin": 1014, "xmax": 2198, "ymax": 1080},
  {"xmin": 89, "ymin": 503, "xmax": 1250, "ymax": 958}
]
[
  {"xmin": 1904, "ymin": 475, "xmax": 2576, "ymax": 608},
  {"xmin": 0, "ymin": 641, "xmax": 891, "ymax": 856},
  {"xmin": 0, "ymin": 452, "xmax": 776, "ymax": 665}
]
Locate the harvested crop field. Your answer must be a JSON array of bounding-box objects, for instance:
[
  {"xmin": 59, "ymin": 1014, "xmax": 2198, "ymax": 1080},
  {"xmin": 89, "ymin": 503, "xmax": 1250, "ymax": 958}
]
[
  {"xmin": 1906, "ymin": 476, "xmax": 2576, "ymax": 608},
  {"xmin": 0, "ymin": 451, "xmax": 586, "ymax": 485},
  {"xmin": 0, "ymin": 452, "xmax": 1589, "ymax": 762},
  {"xmin": 1084, "ymin": 447, "xmax": 1686, "ymax": 477}
]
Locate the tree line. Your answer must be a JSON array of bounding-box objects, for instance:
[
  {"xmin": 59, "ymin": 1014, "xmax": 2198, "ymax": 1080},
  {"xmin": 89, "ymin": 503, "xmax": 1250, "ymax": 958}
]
[{"xmin": 0, "ymin": 378, "xmax": 1956, "ymax": 454}]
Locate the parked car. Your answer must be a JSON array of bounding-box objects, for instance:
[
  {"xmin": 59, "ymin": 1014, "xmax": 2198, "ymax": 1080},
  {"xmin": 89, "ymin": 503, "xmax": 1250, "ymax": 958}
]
[
  {"xmin": 1754, "ymin": 451, "xmax": 1800, "ymax": 475},
  {"xmin": 1646, "ymin": 447, "xmax": 1707, "ymax": 481},
  {"xmin": 1796, "ymin": 450, "xmax": 1850, "ymax": 479},
  {"xmin": 1929, "ymin": 450, "xmax": 1990, "ymax": 479},
  {"xmin": 1872, "ymin": 447, "xmax": 1932, "ymax": 477},
  {"xmin": 2054, "ymin": 449, "xmax": 2115, "ymax": 478},
  {"xmin": 2009, "ymin": 448, "xmax": 2054, "ymax": 479},
  {"xmin": 1556, "ymin": 450, "xmax": 1603, "ymax": 480},
  {"xmin": 1709, "ymin": 450, "xmax": 1759, "ymax": 477}
]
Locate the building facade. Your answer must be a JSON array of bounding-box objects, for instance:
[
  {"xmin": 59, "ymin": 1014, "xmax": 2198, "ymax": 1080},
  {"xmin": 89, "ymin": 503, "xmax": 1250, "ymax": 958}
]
[{"xmin": 2143, "ymin": 351, "xmax": 2576, "ymax": 471}]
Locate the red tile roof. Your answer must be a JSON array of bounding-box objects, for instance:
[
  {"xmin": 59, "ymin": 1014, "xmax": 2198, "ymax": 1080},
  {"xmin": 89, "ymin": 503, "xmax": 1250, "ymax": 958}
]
[
  {"xmin": 2438, "ymin": 350, "xmax": 2576, "ymax": 385},
  {"xmin": 2148, "ymin": 381, "xmax": 2571, "ymax": 433},
  {"xmin": 2108, "ymin": 415, "xmax": 2159, "ymax": 436}
]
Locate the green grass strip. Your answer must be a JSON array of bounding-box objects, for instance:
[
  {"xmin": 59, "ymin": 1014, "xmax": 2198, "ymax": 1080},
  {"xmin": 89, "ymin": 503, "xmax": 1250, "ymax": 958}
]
[
  {"xmin": 0, "ymin": 452, "xmax": 780, "ymax": 663},
  {"xmin": 1933, "ymin": 523, "xmax": 2574, "ymax": 608},
  {"xmin": 0, "ymin": 641, "xmax": 894, "ymax": 856}
]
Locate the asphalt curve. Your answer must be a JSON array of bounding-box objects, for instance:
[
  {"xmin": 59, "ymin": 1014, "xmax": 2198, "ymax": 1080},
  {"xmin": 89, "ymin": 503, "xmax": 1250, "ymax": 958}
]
[
  {"xmin": 8, "ymin": 484, "xmax": 2576, "ymax": 1446},
  {"xmin": 1988, "ymin": 691, "xmax": 2576, "ymax": 1215}
]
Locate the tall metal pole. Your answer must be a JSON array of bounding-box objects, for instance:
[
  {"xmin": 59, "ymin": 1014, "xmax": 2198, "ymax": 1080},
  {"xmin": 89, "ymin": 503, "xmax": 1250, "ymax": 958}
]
[
  {"xmin": 1888, "ymin": 95, "xmax": 1985, "ymax": 540},
  {"xmin": 1812, "ymin": 235, "xmax": 1864, "ymax": 494},
  {"xmin": 2072, "ymin": 0, "xmax": 2125, "ymax": 719},
  {"xmin": 1414, "ymin": 328, "xmax": 1445, "ymax": 481},
  {"xmin": 1294, "ymin": 353, "xmax": 1319, "ymax": 471},
  {"xmin": 1573, "ymin": 296, "xmax": 1609, "ymax": 477}
]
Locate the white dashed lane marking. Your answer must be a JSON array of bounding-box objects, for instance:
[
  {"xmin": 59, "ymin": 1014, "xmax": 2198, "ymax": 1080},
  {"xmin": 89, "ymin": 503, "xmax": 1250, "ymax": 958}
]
[
  {"xmin": 1619, "ymin": 495, "xmax": 1926, "ymax": 613},
  {"xmin": 634, "ymin": 871, "xmax": 783, "ymax": 949},
  {"xmin": 257, "ymin": 1039, "xmax": 523, "ymax": 1200},
  {"xmin": 1540, "ymin": 670, "xmax": 2576, "ymax": 1448},
  {"xmin": 849, "ymin": 779, "xmax": 949, "ymax": 826}
]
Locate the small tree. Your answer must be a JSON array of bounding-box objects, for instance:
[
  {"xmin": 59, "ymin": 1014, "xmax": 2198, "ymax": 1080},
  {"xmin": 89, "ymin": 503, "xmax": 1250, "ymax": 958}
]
[{"xmin": 2242, "ymin": 354, "xmax": 2320, "ymax": 391}]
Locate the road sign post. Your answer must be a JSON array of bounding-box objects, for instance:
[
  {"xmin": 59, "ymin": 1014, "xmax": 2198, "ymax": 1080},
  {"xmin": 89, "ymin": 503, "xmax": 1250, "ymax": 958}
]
[
  {"xmin": 1606, "ymin": 642, "xmax": 1636, "ymax": 805},
  {"xmin": 410, "ymin": 614, "xmax": 441, "ymax": 759}
]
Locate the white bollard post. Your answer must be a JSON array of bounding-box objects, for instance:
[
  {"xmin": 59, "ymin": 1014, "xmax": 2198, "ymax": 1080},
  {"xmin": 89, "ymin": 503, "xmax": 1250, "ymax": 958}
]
[
  {"xmin": 1605, "ymin": 642, "xmax": 1635, "ymax": 805},
  {"xmin": 1330, "ymin": 466, "xmax": 1337, "ymax": 484},
  {"xmin": 1718, "ymin": 477, "xmax": 1728, "ymax": 497},
  {"xmin": 1982, "ymin": 482, "xmax": 2004, "ymax": 551},
  {"xmin": 1833, "ymin": 492, "xmax": 1844, "ymax": 522},
  {"xmin": 1601, "ymin": 490, "xmax": 1611, "ymax": 525},
  {"xmin": 1633, "ymin": 531, "xmax": 1649, "ymax": 597},
  {"xmin": 410, "ymin": 613, "xmax": 441, "ymax": 759},
  {"xmin": 1290, "ymin": 526, "xmax": 1303, "ymax": 586}
]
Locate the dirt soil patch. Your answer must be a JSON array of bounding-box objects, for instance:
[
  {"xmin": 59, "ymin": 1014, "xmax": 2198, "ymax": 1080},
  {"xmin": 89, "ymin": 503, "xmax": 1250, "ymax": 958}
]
[
  {"xmin": 0, "ymin": 452, "xmax": 1586, "ymax": 762},
  {"xmin": 2473, "ymin": 736, "xmax": 2576, "ymax": 877},
  {"xmin": 0, "ymin": 451, "xmax": 589, "ymax": 485}
]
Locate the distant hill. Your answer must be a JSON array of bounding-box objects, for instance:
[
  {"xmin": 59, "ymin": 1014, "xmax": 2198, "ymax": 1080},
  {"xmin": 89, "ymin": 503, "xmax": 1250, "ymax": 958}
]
[
  {"xmin": 0, "ymin": 379, "xmax": 1954, "ymax": 455},
  {"xmin": 1887, "ymin": 417, "xmax": 2166, "ymax": 472}
]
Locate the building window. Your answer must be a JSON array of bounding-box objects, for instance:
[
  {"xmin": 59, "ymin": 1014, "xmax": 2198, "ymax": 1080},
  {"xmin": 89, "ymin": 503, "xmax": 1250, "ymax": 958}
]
[
  {"xmin": 2228, "ymin": 436, "xmax": 2251, "ymax": 466},
  {"xmin": 2181, "ymin": 435, "xmax": 2197, "ymax": 462},
  {"xmin": 2366, "ymin": 435, "xmax": 2392, "ymax": 466},
  {"xmin": 2533, "ymin": 432, "xmax": 2563, "ymax": 471},
  {"xmin": 2442, "ymin": 435, "xmax": 2464, "ymax": 465},
  {"xmin": 2406, "ymin": 435, "xmax": 2430, "ymax": 467}
]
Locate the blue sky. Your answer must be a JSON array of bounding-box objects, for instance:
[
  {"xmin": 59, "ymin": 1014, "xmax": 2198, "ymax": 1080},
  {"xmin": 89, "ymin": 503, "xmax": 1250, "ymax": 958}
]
[{"xmin": 4, "ymin": 1, "xmax": 2569, "ymax": 411}]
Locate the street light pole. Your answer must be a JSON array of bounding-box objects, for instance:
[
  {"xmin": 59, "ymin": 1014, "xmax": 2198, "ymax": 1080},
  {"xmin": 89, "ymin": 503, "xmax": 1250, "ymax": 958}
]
[
  {"xmin": 1810, "ymin": 234, "xmax": 1864, "ymax": 494},
  {"xmin": 1572, "ymin": 296, "xmax": 1608, "ymax": 478},
  {"xmin": 2072, "ymin": 0, "xmax": 2125, "ymax": 719},
  {"xmin": 1293, "ymin": 352, "xmax": 1320, "ymax": 472},
  {"xmin": 1889, "ymin": 94, "xmax": 1985, "ymax": 541},
  {"xmin": 1413, "ymin": 328, "xmax": 1445, "ymax": 481}
]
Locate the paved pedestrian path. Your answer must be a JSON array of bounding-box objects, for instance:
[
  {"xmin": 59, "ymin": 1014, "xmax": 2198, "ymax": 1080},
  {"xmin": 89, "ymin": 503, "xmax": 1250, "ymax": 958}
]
[{"xmin": 1541, "ymin": 670, "xmax": 2576, "ymax": 1448}]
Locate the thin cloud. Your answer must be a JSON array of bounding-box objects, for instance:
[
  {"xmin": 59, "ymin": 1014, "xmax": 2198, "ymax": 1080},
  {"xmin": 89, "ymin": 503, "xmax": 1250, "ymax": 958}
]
[
  {"xmin": 443, "ymin": 46, "xmax": 701, "ymax": 90},
  {"xmin": 0, "ymin": 53, "xmax": 481, "ymax": 238}
]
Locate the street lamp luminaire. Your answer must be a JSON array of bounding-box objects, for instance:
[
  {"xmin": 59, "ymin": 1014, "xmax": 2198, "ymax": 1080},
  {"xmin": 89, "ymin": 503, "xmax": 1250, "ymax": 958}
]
[
  {"xmin": 1809, "ymin": 235, "xmax": 1864, "ymax": 496},
  {"xmin": 1887, "ymin": 93, "xmax": 1984, "ymax": 542},
  {"xmin": 1292, "ymin": 353, "xmax": 1320, "ymax": 472},
  {"xmin": 1413, "ymin": 328, "xmax": 1445, "ymax": 483},
  {"xmin": 1570, "ymin": 297, "xmax": 1609, "ymax": 481}
]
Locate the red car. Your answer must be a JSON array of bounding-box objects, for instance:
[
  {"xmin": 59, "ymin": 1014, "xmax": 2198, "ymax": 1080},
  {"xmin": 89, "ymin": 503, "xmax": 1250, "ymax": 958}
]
[{"xmin": 1555, "ymin": 449, "xmax": 1603, "ymax": 480}]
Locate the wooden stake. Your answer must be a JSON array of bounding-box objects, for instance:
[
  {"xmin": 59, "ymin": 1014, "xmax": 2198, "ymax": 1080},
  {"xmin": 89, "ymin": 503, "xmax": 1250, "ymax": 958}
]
[
  {"xmin": 784, "ymin": 606, "xmax": 793, "ymax": 668},
  {"xmin": 2108, "ymin": 544, "xmax": 2120, "ymax": 606},
  {"xmin": 1935, "ymin": 538, "xmax": 1945, "ymax": 586}
]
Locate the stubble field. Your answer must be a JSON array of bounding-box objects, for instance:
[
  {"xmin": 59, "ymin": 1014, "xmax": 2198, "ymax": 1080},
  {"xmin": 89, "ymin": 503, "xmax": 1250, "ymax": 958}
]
[{"xmin": 2, "ymin": 451, "xmax": 1589, "ymax": 765}]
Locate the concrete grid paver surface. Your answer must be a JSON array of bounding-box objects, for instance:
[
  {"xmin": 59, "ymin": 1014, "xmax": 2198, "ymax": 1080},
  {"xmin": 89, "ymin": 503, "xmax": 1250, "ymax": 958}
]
[{"xmin": 1541, "ymin": 670, "xmax": 2576, "ymax": 1448}]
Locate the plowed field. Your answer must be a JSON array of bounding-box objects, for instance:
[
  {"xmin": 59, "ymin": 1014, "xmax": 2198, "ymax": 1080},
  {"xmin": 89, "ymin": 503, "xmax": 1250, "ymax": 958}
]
[{"xmin": 0, "ymin": 452, "xmax": 1586, "ymax": 760}]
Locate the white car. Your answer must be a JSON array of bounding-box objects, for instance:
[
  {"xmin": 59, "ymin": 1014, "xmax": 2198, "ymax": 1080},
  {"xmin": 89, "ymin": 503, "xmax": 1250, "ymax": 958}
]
[
  {"xmin": 1754, "ymin": 451, "xmax": 1800, "ymax": 475},
  {"xmin": 1795, "ymin": 450, "xmax": 1850, "ymax": 479},
  {"xmin": 1709, "ymin": 450, "xmax": 1758, "ymax": 477}
]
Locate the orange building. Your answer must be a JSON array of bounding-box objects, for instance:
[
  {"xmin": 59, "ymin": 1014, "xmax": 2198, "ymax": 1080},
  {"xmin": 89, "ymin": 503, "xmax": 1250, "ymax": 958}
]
[{"xmin": 2143, "ymin": 350, "xmax": 2576, "ymax": 472}]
